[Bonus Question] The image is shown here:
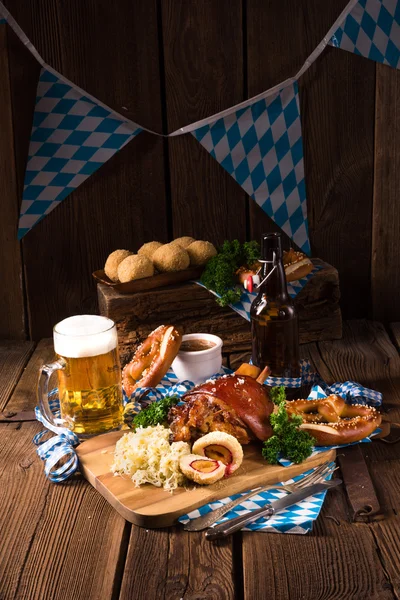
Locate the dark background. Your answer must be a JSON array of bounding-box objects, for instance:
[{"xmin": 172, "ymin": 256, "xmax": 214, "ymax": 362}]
[{"xmin": 0, "ymin": 0, "xmax": 399, "ymax": 341}]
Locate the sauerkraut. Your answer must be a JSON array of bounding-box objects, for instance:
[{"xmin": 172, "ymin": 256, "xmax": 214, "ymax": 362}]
[{"xmin": 111, "ymin": 425, "xmax": 190, "ymax": 491}]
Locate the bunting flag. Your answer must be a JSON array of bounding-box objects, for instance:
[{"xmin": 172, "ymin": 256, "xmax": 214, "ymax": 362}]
[
  {"xmin": 191, "ymin": 82, "xmax": 309, "ymax": 254},
  {"xmin": 330, "ymin": 0, "xmax": 400, "ymax": 68},
  {"xmin": 18, "ymin": 68, "xmax": 142, "ymax": 239}
]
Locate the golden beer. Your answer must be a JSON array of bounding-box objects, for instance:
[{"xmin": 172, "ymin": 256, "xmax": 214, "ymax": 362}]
[
  {"xmin": 51, "ymin": 315, "xmax": 123, "ymax": 436},
  {"xmin": 56, "ymin": 348, "xmax": 123, "ymax": 435}
]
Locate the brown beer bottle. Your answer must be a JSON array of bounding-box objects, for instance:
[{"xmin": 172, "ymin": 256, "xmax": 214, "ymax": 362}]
[{"xmin": 251, "ymin": 233, "xmax": 300, "ymax": 383}]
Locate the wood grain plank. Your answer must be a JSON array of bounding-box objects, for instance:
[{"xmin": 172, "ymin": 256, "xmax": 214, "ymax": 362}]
[
  {"xmin": 243, "ymin": 479, "xmax": 394, "ymax": 600},
  {"xmin": 5, "ymin": 338, "xmax": 54, "ymax": 412},
  {"xmin": 389, "ymin": 323, "xmax": 400, "ymax": 353},
  {"xmin": 0, "ymin": 340, "xmax": 35, "ymax": 410},
  {"xmin": 162, "ymin": 0, "xmax": 247, "ymax": 245},
  {"xmin": 0, "ymin": 26, "xmax": 26, "ymax": 339},
  {"xmin": 120, "ymin": 527, "xmax": 235, "ymax": 600},
  {"xmin": 0, "ymin": 422, "xmax": 128, "ymax": 600},
  {"xmin": 372, "ymin": 65, "xmax": 400, "ymax": 322},
  {"xmin": 6, "ymin": 0, "xmax": 168, "ymax": 339}
]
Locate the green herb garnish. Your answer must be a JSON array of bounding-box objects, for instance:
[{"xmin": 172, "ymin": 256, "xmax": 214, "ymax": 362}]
[
  {"xmin": 200, "ymin": 239, "xmax": 260, "ymax": 306},
  {"xmin": 262, "ymin": 387, "xmax": 314, "ymax": 464},
  {"xmin": 132, "ymin": 395, "xmax": 180, "ymax": 429}
]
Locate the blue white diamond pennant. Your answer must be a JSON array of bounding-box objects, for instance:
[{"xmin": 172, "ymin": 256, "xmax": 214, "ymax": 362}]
[
  {"xmin": 18, "ymin": 67, "xmax": 142, "ymax": 239},
  {"xmin": 330, "ymin": 0, "xmax": 400, "ymax": 68},
  {"xmin": 191, "ymin": 82, "xmax": 309, "ymax": 254}
]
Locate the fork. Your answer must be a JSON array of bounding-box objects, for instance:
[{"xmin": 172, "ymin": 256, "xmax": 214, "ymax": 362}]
[{"xmin": 183, "ymin": 461, "xmax": 336, "ymax": 531}]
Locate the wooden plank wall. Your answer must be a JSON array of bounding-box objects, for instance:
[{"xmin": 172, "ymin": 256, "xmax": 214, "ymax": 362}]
[{"xmin": 0, "ymin": 0, "xmax": 398, "ymax": 340}]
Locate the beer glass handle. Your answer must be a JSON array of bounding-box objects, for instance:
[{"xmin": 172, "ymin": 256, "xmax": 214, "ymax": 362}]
[{"xmin": 38, "ymin": 359, "xmax": 66, "ymax": 427}]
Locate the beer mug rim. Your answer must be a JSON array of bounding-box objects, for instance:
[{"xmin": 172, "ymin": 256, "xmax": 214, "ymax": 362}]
[{"xmin": 53, "ymin": 315, "xmax": 115, "ymax": 338}]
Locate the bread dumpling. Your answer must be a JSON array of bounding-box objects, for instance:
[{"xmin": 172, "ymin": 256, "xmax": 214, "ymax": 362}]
[
  {"xmin": 117, "ymin": 255, "xmax": 154, "ymax": 282},
  {"xmin": 192, "ymin": 432, "xmax": 243, "ymax": 475},
  {"xmin": 138, "ymin": 241, "xmax": 164, "ymax": 260},
  {"xmin": 186, "ymin": 241, "xmax": 217, "ymax": 266},
  {"xmin": 152, "ymin": 243, "xmax": 190, "ymax": 272},
  {"xmin": 104, "ymin": 249, "xmax": 133, "ymax": 282},
  {"xmin": 179, "ymin": 454, "xmax": 225, "ymax": 485}
]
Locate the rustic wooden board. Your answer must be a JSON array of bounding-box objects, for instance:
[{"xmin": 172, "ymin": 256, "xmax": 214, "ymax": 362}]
[
  {"xmin": 372, "ymin": 65, "xmax": 400, "ymax": 322},
  {"xmin": 98, "ymin": 258, "xmax": 342, "ymax": 364},
  {"xmin": 77, "ymin": 431, "xmax": 335, "ymax": 528},
  {"xmin": 93, "ymin": 266, "xmax": 203, "ymax": 294},
  {"xmin": 389, "ymin": 323, "xmax": 400, "ymax": 353},
  {"xmin": 162, "ymin": 0, "xmax": 247, "ymax": 245},
  {"xmin": 0, "ymin": 26, "xmax": 26, "ymax": 340}
]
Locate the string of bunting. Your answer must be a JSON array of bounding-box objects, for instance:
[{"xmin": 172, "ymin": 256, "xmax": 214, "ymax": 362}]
[
  {"xmin": 1, "ymin": 0, "xmax": 399, "ymax": 249},
  {"xmin": 33, "ymin": 362, "xmax": 382, "ymax": 483}
]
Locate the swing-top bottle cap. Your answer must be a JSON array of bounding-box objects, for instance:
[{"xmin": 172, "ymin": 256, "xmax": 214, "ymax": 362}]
[{"xmin": 261, "ymin": 232, "xmax": 282, "ymax": 261}]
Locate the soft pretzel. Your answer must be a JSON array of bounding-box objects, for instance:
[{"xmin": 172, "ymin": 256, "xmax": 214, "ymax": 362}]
[
  {"xmin": 122, "ymin": 325, "xmax": 182, "ymax": 396},
  {"xmin": 286, "ymin": 395, "xmax": 381, "ymax": 446}
]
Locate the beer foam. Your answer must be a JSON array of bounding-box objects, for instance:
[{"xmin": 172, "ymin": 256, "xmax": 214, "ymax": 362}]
[{"xmin": 54, "ymin": 315, "xmax": 118, "ymax": 358}]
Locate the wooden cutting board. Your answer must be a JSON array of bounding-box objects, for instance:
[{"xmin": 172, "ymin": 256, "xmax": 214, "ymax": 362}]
[{"xmin": 76, "ymin": 431, "xmax": 336, "ymax": 528}]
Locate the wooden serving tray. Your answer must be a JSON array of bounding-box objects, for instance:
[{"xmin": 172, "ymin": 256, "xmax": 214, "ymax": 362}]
[
  {"xmin": 92, "ymin": 267, "xmax": 204, "ymax": 294},
  {"xmin": 77, "ymin": 431, "xmax": 335, "ymax": 528}
]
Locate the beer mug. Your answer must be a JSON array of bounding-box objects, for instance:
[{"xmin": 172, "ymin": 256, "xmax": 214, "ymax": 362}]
[{"xmin": 38, "ymin": 315, "xmax": 124, "ymax": 437}]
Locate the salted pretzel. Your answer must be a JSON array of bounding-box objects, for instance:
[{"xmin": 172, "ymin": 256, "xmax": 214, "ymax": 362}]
[
  {"xmin": 122, "ymin": 325, "xmax": 182, "ymax": 396},
  {"xmin": 285, "ymin": 394, "xmax": 381, "ymax": 446}
]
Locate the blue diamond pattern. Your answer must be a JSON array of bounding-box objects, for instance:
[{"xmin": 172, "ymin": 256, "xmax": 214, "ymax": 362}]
[
  {"xmin": 192, "ymin": 81, "xmax": 309, "ymax": 253},
  {"xmin": 18, "ymin": 67, "xmax": 142, "ymax": 239},
  {"xmin": 330, "ymin": 0, "xmax": 400, "ymax": 70}
]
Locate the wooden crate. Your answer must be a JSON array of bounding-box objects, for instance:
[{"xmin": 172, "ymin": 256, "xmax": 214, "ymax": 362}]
[{"xmin": 98, "ymin": 259, "xmax": 342, "ymax": 365}]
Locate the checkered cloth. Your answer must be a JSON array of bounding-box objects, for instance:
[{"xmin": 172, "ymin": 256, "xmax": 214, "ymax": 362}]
[
  {"xmin": 195, "ymin": 264, "xmax": 322, "ymax": 323},
  {"xmin": 179, "ymin": 465, "xmax": 334, "ymax": 534},
  {"xmin": 18, "ymin": 67, "xmax": 142, "ymax": 239},
  {"xmin": 192, "ymin": 82, "xmax": 309, "ymax": 254},
  {"xmin": 330, "ymin": 0, "xmax": 400, "ymax": 68}
]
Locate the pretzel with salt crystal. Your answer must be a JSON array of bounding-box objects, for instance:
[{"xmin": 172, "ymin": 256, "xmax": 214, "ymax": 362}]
[
  {"xmin": 285, "ymin": 395, "xmax": 381, "ymax": 446},
  {"xmin": 122, "ymin": 325, "xmax": 182, "ymax": 396}
]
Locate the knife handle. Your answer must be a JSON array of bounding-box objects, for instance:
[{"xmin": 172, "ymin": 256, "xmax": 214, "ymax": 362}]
[{"xmin": 205, "ymin": 505, "xmax": 274, "ymax": 540}]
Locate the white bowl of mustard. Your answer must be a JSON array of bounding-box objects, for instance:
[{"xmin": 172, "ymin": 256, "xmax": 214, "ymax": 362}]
[{"xmin": 171, "ymin": 333, "xmax": 223, "ymax": 384}]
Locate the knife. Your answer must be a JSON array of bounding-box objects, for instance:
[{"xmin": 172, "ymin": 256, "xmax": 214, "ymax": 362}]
[{"xmin": 205, "ymin": 478, "xmax": 342, "ymax": 540}]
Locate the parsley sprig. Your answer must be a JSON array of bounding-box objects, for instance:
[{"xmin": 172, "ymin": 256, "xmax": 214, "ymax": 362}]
[
  {"xmin": 131, "ymin": 395, "xmax": 180, "ymax": 429},
  {"xmin": 200, "ymin": 240, "xmax": 260, "ymax": 306},
  {"xmin": 262, "ymin": 387, "xmax": 314, "ymax": 464}
]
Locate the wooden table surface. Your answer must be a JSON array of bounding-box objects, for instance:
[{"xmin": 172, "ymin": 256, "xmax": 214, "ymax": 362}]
[{"xmin": 1, "ymin": 320, "xmax": 400, "ymax": 600}]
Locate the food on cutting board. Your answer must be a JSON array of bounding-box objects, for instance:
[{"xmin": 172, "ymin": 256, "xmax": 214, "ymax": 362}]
[
  {"xmin": 152, "ymin": 243, "xmax": 190, "ymax": 273},
  {"xmin": 283, "ymin": 249, "xmax": 313, "ymax": 282},
  {"xmin": 286, "ymin": 395, "xmax": 382, "ymax": 446},
  {"xmin": 117, "ymin": 254, "xmax": 154, "ymax": 283},
  {"xmin": 137, "ymin": 241, "xmax": 164, "ymax": 260},
  {"xmin": 104, "ymin": 249, "xmax": 133, "ymax": 282},
  {"xmin": 168, "ymin": 373, "xmax": 274, "ymax": 445},
  {"xmin": 179, "ymin": 454, "xmax": 226, "ymax": 485},
  {"xmin": 169, "ymin": 236, "xmax": 195, "ymax": 249},
  {"xmin": 262, "ymin": 387, "xmax": 314, "ymax": 465},
  {"xmin": 186, "ymin": 241, "xmax": 217, "ymax": 266},
  {"xmin": 122, "ymin": 325, "xmax": 182, "ymax": 396},
  {"xmin": 192, "ymin": 431, "xmax": 243, "ymax": 475},
  {"xmin": 111, "ymin": 425, "xmax": 191, "ymax": 490},
  {"xmin": 125, "ymin": 395, "xmax": 180, "ymax": 429}
]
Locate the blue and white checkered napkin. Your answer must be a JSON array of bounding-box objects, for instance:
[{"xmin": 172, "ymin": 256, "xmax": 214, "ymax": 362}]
[
  {"xmin": 179, "ymin": 466, "xmax": 333, "ymax": 534},
  {"xmin": 330, "ymin": 0, "xmax": 400, "ymax": 70},
  {"xmin": 194, "ymin": 264, "xmax": 322, "ymax": 322}
]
